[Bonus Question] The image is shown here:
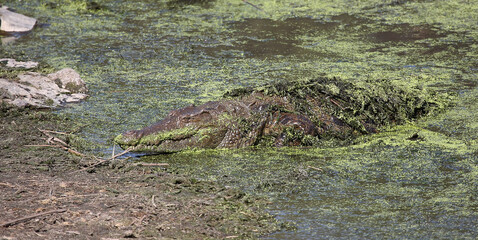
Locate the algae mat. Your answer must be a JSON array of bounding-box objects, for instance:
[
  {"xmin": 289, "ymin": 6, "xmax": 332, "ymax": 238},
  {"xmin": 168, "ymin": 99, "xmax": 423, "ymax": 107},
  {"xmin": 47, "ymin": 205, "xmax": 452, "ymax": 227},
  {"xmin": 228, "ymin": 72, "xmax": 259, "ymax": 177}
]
[{"xmin": 1, "ymin": 0, "xmax": 477, "ymax": 239}]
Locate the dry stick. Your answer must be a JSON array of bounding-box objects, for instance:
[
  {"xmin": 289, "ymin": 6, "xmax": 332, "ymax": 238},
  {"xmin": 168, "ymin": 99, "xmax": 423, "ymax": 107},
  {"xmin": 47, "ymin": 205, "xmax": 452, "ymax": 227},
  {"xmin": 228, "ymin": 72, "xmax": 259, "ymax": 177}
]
[
  {"xmin": 135, "ymin": 215, "xmax": 147, "ymax": 226},
  {"xmin": 134, "ymin": 163, "xmax": 169, "ymax": 167},
  {"xmin": 25, "ymin": 144, "xmax": 86, "ymax": 157},
  {"xmin": 65, "ymin": 147, "xmax": 86, "ymax": 157},
  {"xmin": 38, "ymin": 129, "xmax": 70, "ymax": 135},
  {"xmin": 38, "ymin": 129, "xmax": 81, "ymax": 155},
  {"xmin": 38, "ymin": 128, "xmax": 68, "ymax": 146},
  {"xmin": 329, "ymin": 98, "xmax": 345, "ymax": 110},
  {"xmin": 0, "ymin": 209, "xmax": 67, "ymax": 228},
  {"xmin": 152, "ymin": 195, "xmax": 157, "ymax": 207},
  {"xmin": 0, "ymin": 182, "xmax": 15, "ymax": 188},
  {"xmin": 51, "ymin": 137, "xmax": 69, "ymax": 147},
  {"xmin": 307, "ymin": 165, "xmax": 324, "ymax": 172},
  {"xmin": 73, "ymin": 148, "xmax": 132, "ymax": 173},
  {"xmin": 112, "ymin": 144, "xmax": 115, "ymax": 158},
  {"xmin": 38, "ymin": 128, "xmax": 87, "ymax": 156},
  {"xmin": 242, "ymin": 0, "xmax": 264, "ymax": 11},
  {"xmin": 225, "ymin": 236, "xmax": 239, "ymax": 239},
  {"xmin": 25, "ymin": 144, "xmax": 59, "ymax": 148},
  {"xmin": 35, "ymin": 129, "xmax": 129, "ymax": 170}
]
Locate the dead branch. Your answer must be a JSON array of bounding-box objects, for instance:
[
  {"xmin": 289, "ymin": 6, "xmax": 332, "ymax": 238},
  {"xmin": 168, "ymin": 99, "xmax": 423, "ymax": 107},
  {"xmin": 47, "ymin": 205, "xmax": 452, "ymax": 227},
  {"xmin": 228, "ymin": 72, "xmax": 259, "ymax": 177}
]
[
  {"xmin": 38, "ymin": 129, "xmax": 70, "ymax": 135},
  {"xmin": 33, "ymin": 129, "xmax": 136, "ymax": 171},
  {"xmin": 25, "ymin": 144, "xmax": 86, "ymax": 157},
  {"xmin": 112, "ymin": 144, "xmax": 115, "ymax": 158},
  {"xmin": 39, "ymin": 128, "xmax": 69, "ymax": 147},
  {"xmin": 242, "ymin": 0, "xmax": 264, "ymax": 12},
  {"xmin": 65, "ymin": 148, "xmax": 86, "ymax": 157},
  {"xmin": 0, "ymin": 182, "xmax": 15, "ymax": 188},
  {"xmin": 108, "ymin": 148, "xmax": 132, "ymax": 161},
  {"xmin": 329, "ymin": 98, "xmax": 345, "ymax": 110},
  {"xmin": 26, "ymin": 128, "xmax": 87, "ymax": 157},
  {"xmin": 134, "ymin": 163, "xmax": 169, "ymax": 167},
  {"xmin": 0, "ymin": 209, "xmax": 67, "ymax": 228},
  {"xmin": 307, "ymin": 165, "xmax": 324, "ymax": 172},
  {"xmin": 25, "ymin": 144, "xmax": 60, "ymax": 148},
  {"xmin": 72, "ymin": 148, "xmax": 132, "ymax": 173},
  {"xmin": 152, "ymin": 195, "xmax": 157, "ymax": 207}
]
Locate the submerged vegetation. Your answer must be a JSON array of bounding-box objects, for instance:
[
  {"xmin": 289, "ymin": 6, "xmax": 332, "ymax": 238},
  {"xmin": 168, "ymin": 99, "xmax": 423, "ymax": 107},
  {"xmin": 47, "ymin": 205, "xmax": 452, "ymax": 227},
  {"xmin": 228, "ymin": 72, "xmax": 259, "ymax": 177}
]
[{"xmin": 1, "ymin": 0, "xmax": 477, "ymax": 238}]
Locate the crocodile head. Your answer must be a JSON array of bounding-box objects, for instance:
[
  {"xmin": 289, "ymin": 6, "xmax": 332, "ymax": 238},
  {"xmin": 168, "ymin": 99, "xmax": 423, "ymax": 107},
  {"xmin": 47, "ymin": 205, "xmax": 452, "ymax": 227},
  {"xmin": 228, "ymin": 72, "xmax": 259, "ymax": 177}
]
[{"xmin": 114, "ymin": 101, "xmax": 251, "ymax": 153}]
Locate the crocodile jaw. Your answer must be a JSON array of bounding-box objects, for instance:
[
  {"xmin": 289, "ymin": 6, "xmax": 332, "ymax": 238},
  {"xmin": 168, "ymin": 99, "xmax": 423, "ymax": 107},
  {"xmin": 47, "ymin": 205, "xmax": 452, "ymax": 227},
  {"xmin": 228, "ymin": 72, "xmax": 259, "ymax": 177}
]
[{"xmin": 114, "ymin": 126, "xmax": 227, "ymax": 153}]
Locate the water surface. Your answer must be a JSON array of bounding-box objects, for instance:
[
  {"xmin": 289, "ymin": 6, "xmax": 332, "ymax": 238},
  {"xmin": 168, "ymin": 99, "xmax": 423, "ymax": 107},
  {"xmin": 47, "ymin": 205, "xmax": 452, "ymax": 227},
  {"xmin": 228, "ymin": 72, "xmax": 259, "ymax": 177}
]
[{"xmin": 2, "ymin": 0, "xmax": 477, "ymax": 238}]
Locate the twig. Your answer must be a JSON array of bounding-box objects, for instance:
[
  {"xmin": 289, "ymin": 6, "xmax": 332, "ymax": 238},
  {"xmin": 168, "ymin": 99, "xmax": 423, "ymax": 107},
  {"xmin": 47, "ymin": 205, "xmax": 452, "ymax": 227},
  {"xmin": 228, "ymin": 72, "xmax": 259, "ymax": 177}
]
[
  {"xmin": 52, "ymin": 137, "xmax": 69, "ymax": 147},
  {"xmin": 0, "ymin": 209, "xmax": 67, "ymax": 228},
  {"xmin": 38, "ymin": 129, "xmax": 70, "ymax": 135},
  {"xmin": 329, "ymin": 98, "xmax": 344, "ymax": 110},
  {"xmin": 25, "ymin": 144, "xmax": 59, "ymax": 148},
  {"xmin": 108, "ymin": 148, "xmax": 132, "ymax": 161},
  {"xmin": 65, "ymin": 148, "xmax": 86, "ymax": 157},
  {"xmin": 307, "ymin": 165, "xmax": 324, "ymax": 172},
  {"xmin": 38, "ymin": 128, "xmax": 69, "ymax": 147},
  {"xmin": 55, "ymin": 193, "xmax": 101, "ymax": 199},
  {"xmin": 242, "ymin": 0, "xmax": 264, "ymax": 12},
  {"xmin": 25, "ymin": 144, "xmax": 86, "ymax": 157},
  {"xmin": 0, "ymin": 182, "xmax": 15, "ymax": 188},
  {"xmin": 29, "ymin": 128, "xmax": 88, "ymax": 157},
  {"xmin": 137, "ymin": 215, "xmax": 147, "ymax": 226},
  {"xmin": 112, "ymin": 144, "xmax": 115, "ymax": 158},
  {"xmin": 72, "ymin": 148, "xmax": 132, "ymax": 173},
  {"xmin": 152, "ymin": 195, "xmax": 157, "ymax": 207},
  {"xmin": 134, "ymin": 163, "xmax": 169, "ymax": 167}
]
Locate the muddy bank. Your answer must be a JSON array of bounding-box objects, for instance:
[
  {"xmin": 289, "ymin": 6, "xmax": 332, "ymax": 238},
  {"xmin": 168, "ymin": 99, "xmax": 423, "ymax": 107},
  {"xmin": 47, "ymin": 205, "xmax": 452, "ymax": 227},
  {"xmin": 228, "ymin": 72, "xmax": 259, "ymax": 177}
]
[{"xmin": 0, "ymin": 106, "xmax": 285, "ymax": 239}]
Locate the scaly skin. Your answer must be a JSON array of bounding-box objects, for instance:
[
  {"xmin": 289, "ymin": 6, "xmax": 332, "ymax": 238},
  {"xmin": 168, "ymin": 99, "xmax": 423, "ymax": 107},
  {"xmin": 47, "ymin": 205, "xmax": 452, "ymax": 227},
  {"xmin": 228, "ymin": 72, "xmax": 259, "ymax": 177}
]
[
  {"xmin": 114, "ymin": 94, "xmax": 320, "ymax": 153},
  {"xmin": 115, "ymin": 77, "xmax": 441, "ymax": 153}
]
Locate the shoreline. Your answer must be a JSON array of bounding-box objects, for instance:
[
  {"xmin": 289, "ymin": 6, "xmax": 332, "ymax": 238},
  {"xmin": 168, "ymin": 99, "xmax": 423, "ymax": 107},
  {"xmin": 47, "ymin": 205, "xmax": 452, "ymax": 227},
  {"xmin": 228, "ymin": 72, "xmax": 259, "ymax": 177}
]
[{"xmin": 0, "ymin": 105, "xmax": 284, "ymax": 239}]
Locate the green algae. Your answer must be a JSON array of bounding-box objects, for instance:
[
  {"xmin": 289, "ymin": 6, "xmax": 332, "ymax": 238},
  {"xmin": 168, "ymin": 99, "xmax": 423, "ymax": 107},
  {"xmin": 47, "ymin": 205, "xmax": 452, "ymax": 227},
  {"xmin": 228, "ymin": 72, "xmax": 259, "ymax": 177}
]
[
  {"xmin": 139, "ymin": 126, "xmax": 199, "ymax": 143},
  {"xmin": 145, "ymin": 117, "xmax": 478, "ymax": 238},
  {"xmin": 2, "ymin": 0, "xmax": 478, "ymax": 238}
]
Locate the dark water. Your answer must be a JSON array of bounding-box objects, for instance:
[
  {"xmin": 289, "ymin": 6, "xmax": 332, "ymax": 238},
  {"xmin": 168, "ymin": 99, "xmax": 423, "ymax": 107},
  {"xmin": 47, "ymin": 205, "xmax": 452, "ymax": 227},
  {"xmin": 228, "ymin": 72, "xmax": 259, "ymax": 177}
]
[{"xmin": 2, "ymin": 0, "xmax": 477, "ymax": 239}]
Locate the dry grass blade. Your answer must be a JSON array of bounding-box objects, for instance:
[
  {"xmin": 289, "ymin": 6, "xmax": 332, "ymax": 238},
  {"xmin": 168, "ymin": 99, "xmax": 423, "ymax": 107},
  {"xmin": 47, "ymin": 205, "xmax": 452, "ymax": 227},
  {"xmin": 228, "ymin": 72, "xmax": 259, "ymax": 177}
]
[
  {"xmin": 38, "ymin": 129, "xmax": 70, "ymax": 135},
  {"xmin": 307, "ymin": 165, "xmax": 324, "ymax": 172},
  {"xmin": 72, "ymin": 148, "xmax": 132, "ymax": 173},
  {"xmin": 0, "ymin": 209, "xmax": 67, "ymax": 228},
  {"xmin": 242, "ymin": 0, "xmax": 264, "ymax": 11},
  {"xmin": 133, "ymin": 163, "xmax": 169, "ymax": 167}
]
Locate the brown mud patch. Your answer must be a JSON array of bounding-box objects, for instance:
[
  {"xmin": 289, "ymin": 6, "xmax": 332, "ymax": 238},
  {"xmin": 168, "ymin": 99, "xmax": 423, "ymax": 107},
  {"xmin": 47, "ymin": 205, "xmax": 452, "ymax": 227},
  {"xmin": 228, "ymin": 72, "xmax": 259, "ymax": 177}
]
[
  {"xmin": 228, "ymin": 18, "xmax": 333, "ymax": 59},
  {"xmin": 195, "ymin": 17, "xmax": 350, "ymax": 59},
  {"xmin": 0, "ymin": 106, "xmax": 283, "ymax": 239},
  {"xmin": 368, "ymin": 23, "xmax": 446, "ymax": 43}
]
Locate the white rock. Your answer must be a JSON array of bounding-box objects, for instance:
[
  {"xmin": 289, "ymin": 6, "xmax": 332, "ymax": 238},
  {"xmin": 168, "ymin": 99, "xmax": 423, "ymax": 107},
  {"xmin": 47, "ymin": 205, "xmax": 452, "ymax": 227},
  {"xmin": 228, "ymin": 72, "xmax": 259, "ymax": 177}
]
[
  {"xmin": 0, "ymin": 6, "xmax": 37, "ymax": 32},
  {"xmin": 0, "ymin": 58, "xmax": 39, "ymax": 69},
  {"xmin": 0, "ymin": 67, "xmax": 88, "ymax": 108},
  {"xmin": 47, "ymin": 68, "xmax": 88, "ymax": 94}
]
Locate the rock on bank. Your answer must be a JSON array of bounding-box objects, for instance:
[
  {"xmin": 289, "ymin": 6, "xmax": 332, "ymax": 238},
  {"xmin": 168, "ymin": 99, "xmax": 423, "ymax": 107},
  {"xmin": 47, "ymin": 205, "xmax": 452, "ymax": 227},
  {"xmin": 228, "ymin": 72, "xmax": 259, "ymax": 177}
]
[{"xmin": 0, "ymin": 59, "xmax": 88, "ymax": 108}]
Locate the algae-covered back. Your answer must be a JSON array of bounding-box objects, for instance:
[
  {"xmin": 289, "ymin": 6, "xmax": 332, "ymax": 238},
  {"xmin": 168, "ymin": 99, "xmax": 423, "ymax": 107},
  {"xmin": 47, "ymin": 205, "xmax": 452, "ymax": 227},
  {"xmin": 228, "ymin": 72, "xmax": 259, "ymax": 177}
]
[
  {"xmin": 227, "ymin": 76, "xmax": 452, "ymax": 133},
  {"xmin": 115, "ymin": 75, "xmax": 453, "ymax": 153}
]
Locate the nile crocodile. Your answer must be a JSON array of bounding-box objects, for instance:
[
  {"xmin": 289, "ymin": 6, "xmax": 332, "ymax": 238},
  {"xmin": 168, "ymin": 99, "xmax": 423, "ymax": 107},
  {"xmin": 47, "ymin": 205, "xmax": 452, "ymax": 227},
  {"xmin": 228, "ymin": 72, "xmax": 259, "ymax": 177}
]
[{"xmin": 114, "ymin": 77, "xmax": 443, "ymax": 153}]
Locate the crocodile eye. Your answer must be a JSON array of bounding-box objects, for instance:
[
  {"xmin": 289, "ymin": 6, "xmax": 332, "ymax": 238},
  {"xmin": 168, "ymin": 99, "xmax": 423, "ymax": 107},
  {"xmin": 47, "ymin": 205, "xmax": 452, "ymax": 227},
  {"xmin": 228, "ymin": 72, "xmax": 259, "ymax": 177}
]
[
  {"xmin": 180, "ymin": 112, "xmax": 212, "ymax": 124},
  {"xmin": 180, "ymin": 116, "xmax": 192, "ymax": 123}
]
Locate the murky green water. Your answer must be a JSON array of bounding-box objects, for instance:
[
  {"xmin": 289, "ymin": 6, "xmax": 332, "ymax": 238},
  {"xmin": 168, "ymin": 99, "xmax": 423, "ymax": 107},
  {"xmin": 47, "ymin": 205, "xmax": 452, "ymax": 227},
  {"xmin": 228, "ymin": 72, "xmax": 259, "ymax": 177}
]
[{"xmin": 2, "ymin": 0, "xmax": 477, "ymax": 238}]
